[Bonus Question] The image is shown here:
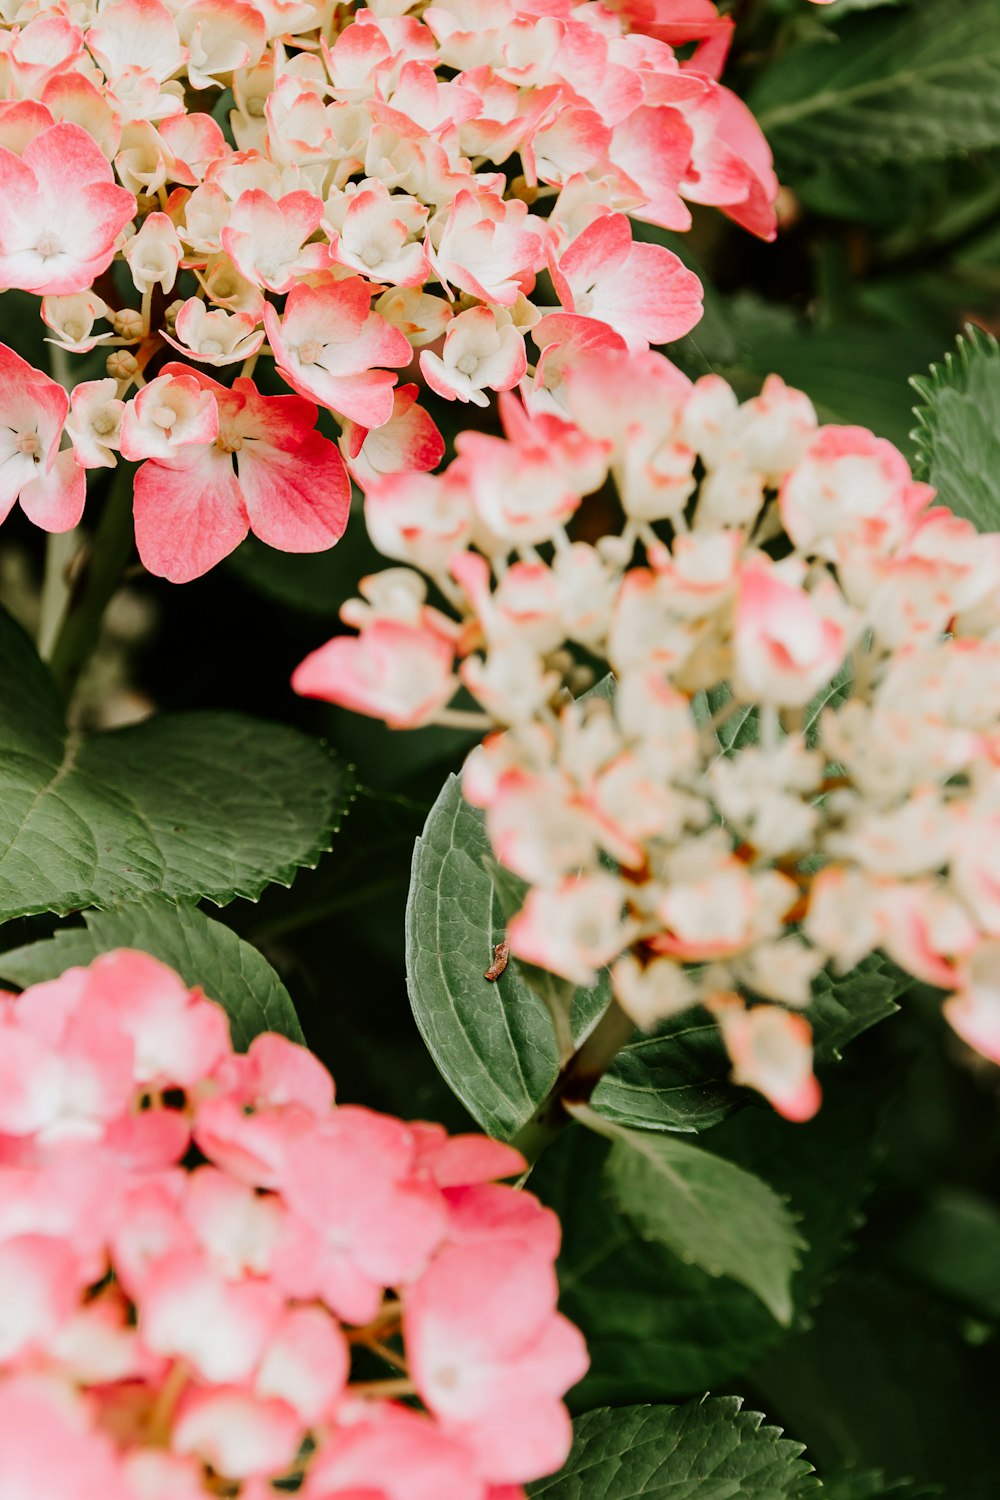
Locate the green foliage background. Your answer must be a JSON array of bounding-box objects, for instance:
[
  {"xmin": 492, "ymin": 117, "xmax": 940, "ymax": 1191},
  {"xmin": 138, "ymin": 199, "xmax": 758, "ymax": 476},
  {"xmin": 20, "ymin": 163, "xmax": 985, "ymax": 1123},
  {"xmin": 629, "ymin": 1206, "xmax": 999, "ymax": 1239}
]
[{"xmin": 2, "ymin": 0, "xmax": 1000, "ymax": 1492}]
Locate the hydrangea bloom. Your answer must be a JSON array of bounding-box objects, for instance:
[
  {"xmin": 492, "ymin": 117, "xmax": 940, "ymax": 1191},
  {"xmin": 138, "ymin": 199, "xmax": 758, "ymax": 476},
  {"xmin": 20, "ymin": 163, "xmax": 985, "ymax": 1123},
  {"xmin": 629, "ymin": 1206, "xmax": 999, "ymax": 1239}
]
[
  {"xmin": 0, "ymin": 948, "xmax": 587, "ymax": 1496},
  {"xmin": 0, "ymin": 0, "xmax": 777, "ymax": 578},
  {"xmin": 294, "ymin": 349, "xmax": 1000, "ymax": 1121}
]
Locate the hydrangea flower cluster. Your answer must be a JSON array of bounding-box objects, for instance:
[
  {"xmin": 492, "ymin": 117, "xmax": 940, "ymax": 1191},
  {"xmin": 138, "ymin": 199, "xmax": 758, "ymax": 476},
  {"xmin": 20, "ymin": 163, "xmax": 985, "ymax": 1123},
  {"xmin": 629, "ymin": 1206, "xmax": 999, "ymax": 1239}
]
[
  {"xmin": 0, "ymin": 0, "xmax": 780, "ymax": 582},
  {"xmin": 294, "ymin": 344, "xmax": 1000, "ymax": 1123},
  {"xmin": 0, "ymin": 948, "xmax": 587, "ymax": 1497}
]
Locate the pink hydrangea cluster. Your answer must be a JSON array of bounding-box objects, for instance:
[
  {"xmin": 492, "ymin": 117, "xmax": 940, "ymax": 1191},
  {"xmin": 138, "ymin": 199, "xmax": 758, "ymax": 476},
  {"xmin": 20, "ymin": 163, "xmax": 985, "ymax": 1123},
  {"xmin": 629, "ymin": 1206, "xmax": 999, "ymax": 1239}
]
[
  {"xmin": 294, "ymin": 344, "xmax": 1000, "ymax": 1122},
  {"xmin": 0, "ymin": 948, "xmax": 587, "ymax": 1497},
  {"xmin": 0, "ymin": 0, "xmax": 779, "ymax": 582}
]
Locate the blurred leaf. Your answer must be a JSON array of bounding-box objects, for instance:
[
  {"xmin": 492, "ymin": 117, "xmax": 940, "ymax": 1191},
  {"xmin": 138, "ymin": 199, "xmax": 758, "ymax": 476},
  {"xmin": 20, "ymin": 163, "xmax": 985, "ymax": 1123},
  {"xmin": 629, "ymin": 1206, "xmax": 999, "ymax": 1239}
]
[
  {"xmin": 888, "ymin": 1187, "xmax": 1000, "ymax": 1320},
  {"xmin": 526, "ymin": 1398, "xmax": 818, "ymax": 1498},
  {"xmin": 227, "ymin": 499, "xmax": 383, "ymax": 618},
  {"xmin": 911, "ymin": 325, "xmax": 1000, "ymax": 530},
  {"xmin": 595, "ymin": 1117, "xmax": 803, "ymax": 1324},
  {"xmin": 752, "ymin": 0, "xmax": 1000, "ymax": 171},
  {"xmin": 0, "ymin": 895, "xmax": 303, "ymax": 1048},
  {"xmin": 0, "ymin": 603, "xmax": 353, "ymax": 923},
  {"xmin": 819, "ymin": 1473, "xmax": 939, "ymax": 1500},
  {"xmin": 751, "ymin": 1271, "xmax": 1000, "ymax": 1497},
  {"xmin": 724, "ymin": 298, "xmax": 942, "ymax": 454}
]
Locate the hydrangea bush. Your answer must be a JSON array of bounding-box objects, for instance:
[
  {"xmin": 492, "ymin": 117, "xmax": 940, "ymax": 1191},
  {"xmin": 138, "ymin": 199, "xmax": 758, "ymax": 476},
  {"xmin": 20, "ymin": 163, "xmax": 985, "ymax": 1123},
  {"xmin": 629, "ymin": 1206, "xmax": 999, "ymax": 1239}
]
[{"xmin": 0, "ymin": 0, "xmax": 998, "ymax": 1493}]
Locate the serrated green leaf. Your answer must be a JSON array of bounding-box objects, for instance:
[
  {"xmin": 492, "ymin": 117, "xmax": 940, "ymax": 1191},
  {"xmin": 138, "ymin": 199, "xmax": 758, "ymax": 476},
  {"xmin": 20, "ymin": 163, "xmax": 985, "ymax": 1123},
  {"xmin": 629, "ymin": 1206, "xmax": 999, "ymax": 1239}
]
[
  {"xmin": 752, "ymin": 0, "xmax": 1000, "ymax": 172},
  {"xmin": 0, "ymin": 604, "xmax": 353, "ymax": 924},
  {"xmin": 526, "ymin": 1398, "xmax": 819, "ymax": 1498},
  {"xmin": 533, "ymin": 1075, "xmax": 887, "ymax": 1405},
  {"xmin": 0, "ymin": 896, "xmax": 302, "ymax": 1048},
  {"xmin": 594, "ymin": 1119, "xmax": 802, "ymax": 1325},
  {"xmin": 911, "ymin": 325, "xmax": 1000, "ymax": 532}
]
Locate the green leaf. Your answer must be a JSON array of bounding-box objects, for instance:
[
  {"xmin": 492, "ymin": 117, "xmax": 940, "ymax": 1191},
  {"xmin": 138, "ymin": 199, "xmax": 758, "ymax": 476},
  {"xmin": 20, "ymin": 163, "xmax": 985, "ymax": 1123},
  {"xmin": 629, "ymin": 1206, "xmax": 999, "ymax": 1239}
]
[
  {"xmin": 722, "ymin": 298, "xmax": 942, "ymax": 456},
  {"xmin": 227, "ymin": 501, "xmax": 384, "ymax": 617},
  {"xmin": 888, "ymin": 1187, "xmax": 1000, "ymax": 1320},
  {"xmin": 751, "ymin": 0, "xmax": 1000, "ymax": 172},
  {"xmin": 406, "ymin": 774, "xmax": 904, "ymax": 1139},
  {"xmin": 911, "ymin": 325, "xmax": 1000, "ymax": 532},
  {"xmin": 595, "ymin": 1119, "xmax": 802, "ymax": 1325},
  {"xmin": 406, "ymin": 772, "xmax": 746, "ymax": 1140},
  {"xmin": 819, "ymin": 1472, "xmax": 940, "ymax": 1500},
  {"xmin": 0, "ymin": 896, "xmax": 302, "ymax": 1048},
  {"xmin": 751, "ymin": 1271, "xmax": 999, "ymax": 1497},
  {"xmin": 526, "ymin": 1398, "xmax": 818, "ymax": 1498},
  {"xmin": 532, "ymin": 1072, "xmax": 888, "ymax": 1405},
  {"xmin": 0, "ymin": 604, "xmax": 353, "ymax": 924}
]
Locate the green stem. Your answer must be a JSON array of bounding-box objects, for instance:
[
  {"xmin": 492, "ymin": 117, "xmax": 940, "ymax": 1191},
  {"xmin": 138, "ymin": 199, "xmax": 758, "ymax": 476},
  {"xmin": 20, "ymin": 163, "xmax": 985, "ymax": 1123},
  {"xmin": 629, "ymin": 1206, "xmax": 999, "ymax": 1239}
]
[
  {"xmin": 46, "ymin": 467, "xmax": 136, "ymax": 706},
  {"xmin": 511, "ymin": 998, "xmax": 636, "ymax": 1167}
]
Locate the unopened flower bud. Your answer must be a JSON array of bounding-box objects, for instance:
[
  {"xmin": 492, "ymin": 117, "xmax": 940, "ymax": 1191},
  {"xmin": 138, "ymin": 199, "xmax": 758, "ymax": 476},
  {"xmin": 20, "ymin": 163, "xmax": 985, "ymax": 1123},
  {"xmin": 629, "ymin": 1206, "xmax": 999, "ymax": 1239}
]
[
  {"xmin": 164, "ymin": 299, "xmax": 184, "ymax": 333},
  {"xmin": 112, "ymin": 308, "xmax": 144, "ymax": 341},
  {"xmin": 107, "ymin": 350, "xmax": 139, "ymax": 381}
]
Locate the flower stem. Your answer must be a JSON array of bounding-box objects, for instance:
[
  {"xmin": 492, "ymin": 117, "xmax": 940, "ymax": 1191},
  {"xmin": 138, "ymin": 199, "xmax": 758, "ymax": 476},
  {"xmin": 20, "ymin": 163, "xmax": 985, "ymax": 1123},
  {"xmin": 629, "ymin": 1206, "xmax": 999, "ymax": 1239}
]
[
  {"xmin": 46, "ymin": 466, "xmax": 136, "ymax": 706},
  {"xmin": 511, "ymin": 997, "xmax": 636, "ymax": 1168}
]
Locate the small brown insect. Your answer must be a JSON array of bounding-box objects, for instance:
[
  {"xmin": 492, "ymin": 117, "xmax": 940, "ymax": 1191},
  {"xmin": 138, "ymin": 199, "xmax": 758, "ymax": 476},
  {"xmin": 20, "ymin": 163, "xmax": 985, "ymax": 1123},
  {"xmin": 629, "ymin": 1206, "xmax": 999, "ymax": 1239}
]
[{"xmin": 484, "ymin": 941, "xmax": 510, "ymax": 981}]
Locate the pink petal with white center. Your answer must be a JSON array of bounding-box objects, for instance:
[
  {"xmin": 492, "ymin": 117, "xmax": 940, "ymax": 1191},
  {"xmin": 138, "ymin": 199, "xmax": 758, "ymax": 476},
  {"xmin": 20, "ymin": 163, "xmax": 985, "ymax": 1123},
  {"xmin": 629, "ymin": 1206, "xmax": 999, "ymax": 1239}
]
[
  {"xmin": 0, "ymin": 1380, "xmax": 134, "ymax": 1500},
  {"xmin": 163, "ymin": 298, "xmax": 264, "ymax": 366},
  {"xmin": 507, "ymin": 874, "xmax": 632, "ymax": 988},
  {"xmin": 121, "ymin": 372, "xmax": 220, "ymax": 462},
  {"xmin": 343, "ymin": 383, "xmax": 444, "ymax": 486},
  {"xmin": 255, "ymin": 1304, "xmax": 349, "ymax": 1423},
  {"xmin": 523, "ymin": 102, "xmax": 611, "ymax": 189},
  {"xmin": 433, "ymin": 188, "xmax": 545, "ymax": 307},
  {"xmin": 303, "ymin": 1406, "xmax": 485, "ymax": 1500},
  {"xmin": 421, "ymin": 306, "xmax": 526, "ymax": 407},
  {"xmin": 292, "ymin": 618, "xmax": 457, "ymax": 727},
  {"xmin": 711, "ymin": 995, "xmax": 821, "ymax": 1122},
  {"xmin": 551, "ymin": 212, "xmax": 702, "ymax": 351},
  {"xmin": 177, "ymin": 0, "xmax": 267, "ymax": 91},
  {"xmin": 0, "ymin": 122, "xmax": 135, "ymax": 294},
  {"xmin": 0, "ymin": 1233, "xmax": 80, "ymax": 1360},
  {"xmin": 140, "ymin": 1249, "xmax": 282, "ymax": 1382},
  {"xmin": 134, "ymin": 444, "xmax": 248, "ymax": 583},
  {"xmin": 156, "ymin": 111, "xmax": 228, "ymax": 181},
  {"xmin": 221, "ymin": 187, "xmax": 326, "ymax": 293},
  {"xmin": 0, "ymin": 99, "xmax": 55, "ymax": 154},
  {"xmin": 264, "ymin": 280, "xmax": 410, "ymax": 428},
  {"xmin": 733, "ymin": 561, "xmax": 849, "ymax": 708},
  {"xmin": 405, "ymin": 1240, "xmax": 588, "ymax": 1484},
  {"xmin": 41, "ymin": 72, "xmax": 122, "ymax": 159},
  {"xmin": 67, "ymin": 378, "xmax": 125, "ymax": 468},
  {"xmin": 18, "ymin": 447, "xmax": 86, "ymax": 532},
  {"xmin": 609, "ymin": 104, "xmax": 693, "ymax": 231},
  {"xmin": 87, "ymin": 0, "xmax": 184, "ymax": 85},
  {"xmin": 172, "ymin": 1387, "xmax": 302, "ymax": 1480}
]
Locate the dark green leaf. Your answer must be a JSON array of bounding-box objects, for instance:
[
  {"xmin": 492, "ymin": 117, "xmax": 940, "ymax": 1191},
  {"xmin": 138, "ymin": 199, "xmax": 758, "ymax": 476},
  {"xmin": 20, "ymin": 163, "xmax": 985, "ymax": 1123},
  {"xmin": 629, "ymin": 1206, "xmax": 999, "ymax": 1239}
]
[
  {"xmin": 751, "ymin": 1271, "xmax": 1000, "ymax": 1498},
  {"xmin": 911, "ymin": 325, "xmax": 1000, "ymax": 531},
  {"xmin": 0, "ymin": 604, "xmax": 353, "ymax": 924},
  {"xmin": 819, "ymin": 1471, "xmax": 940, "ymax": 1500},
  {"xmin": 0, "ymin": 896, "xmax": 302, "ymax": 1048},
  {"xmin": 752, "ymin": 0, "xmax": 1000, "ymax": 172},
  {"xmin": 595, "ymin": 1119, "xmax": 802, "ymax": 1325},
  {"xmin": 533, "ymin": 1072, "xmax": 888, "ymax": 1404},
  {"xmin": 888, "ymin": 1188, "xmax": 1000, "ymax": 1320},
  {"xmin": 526, "ymin": 1398, "xmax": 818, "ymax": 1498}
]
